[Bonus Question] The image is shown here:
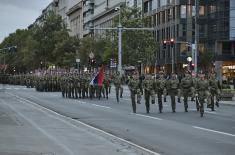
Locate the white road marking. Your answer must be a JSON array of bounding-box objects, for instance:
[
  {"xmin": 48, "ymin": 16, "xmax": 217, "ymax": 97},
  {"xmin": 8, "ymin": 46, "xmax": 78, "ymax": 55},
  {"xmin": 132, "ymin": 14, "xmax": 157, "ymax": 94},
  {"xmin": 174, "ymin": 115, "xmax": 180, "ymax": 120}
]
[
  {"xmin": 92, "ymin": 104, "xmax": 112, "ymax": 109},
  {"xmin": 205, "ymin": 111, "xmax": 217, "ymax": 114},
  {"xmin": 135, "ymin": 114, "xmax": 163, "ymax": 121},
  {"xmin": 189, "ymin": 109, "xmax": 217, "ymax": 114},
  {"xmin": 8, "ymin": 92, "xmax": 161, "ymax": 155},
  {"xmin": 193, "ymin": 126, "xmax": 235, "ymax": 138},
  {"xmin": 77, "ymin": 101, "xmax": 87, "ymax": 104}
]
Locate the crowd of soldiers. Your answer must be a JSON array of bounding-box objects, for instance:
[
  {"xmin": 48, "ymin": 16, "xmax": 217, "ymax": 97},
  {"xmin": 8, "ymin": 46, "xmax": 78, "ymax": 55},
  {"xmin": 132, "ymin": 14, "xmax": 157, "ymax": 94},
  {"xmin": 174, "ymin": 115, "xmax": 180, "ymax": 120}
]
[
  {"xmin": 128, "ymin": 71, "xmax": 221, "ymax": 117},
  {"xmin": 0, "ymin": 72, "xmax": 125, "ymax": 102},
  {"xmin": 1, "ymin": 70, "xmax": 221, "ymax": 117}
]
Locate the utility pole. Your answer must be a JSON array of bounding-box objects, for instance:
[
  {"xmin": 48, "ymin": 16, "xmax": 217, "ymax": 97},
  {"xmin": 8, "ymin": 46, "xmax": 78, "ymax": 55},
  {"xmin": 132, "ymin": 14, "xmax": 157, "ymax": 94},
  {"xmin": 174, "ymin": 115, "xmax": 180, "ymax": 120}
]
[{"xmin": 195, "ymin": 0, "xmax": 199, "ymax": 75}]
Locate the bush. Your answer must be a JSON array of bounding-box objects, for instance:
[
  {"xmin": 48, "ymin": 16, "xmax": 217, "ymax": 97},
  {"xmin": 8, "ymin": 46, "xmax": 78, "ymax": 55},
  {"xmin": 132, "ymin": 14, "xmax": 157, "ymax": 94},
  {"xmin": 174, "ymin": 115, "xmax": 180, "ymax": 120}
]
[{"xmin": 222, "ymin": 84, "xmax": 231, "ymax": 89}]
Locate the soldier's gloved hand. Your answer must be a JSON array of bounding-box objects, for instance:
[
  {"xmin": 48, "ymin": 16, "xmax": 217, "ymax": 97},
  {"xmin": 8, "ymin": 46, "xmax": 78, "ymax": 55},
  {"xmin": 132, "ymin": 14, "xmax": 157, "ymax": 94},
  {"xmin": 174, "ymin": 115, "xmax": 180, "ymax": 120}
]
[{"xmin": 195, "ymin": 93, "xmax": 198, "ymax": 97}]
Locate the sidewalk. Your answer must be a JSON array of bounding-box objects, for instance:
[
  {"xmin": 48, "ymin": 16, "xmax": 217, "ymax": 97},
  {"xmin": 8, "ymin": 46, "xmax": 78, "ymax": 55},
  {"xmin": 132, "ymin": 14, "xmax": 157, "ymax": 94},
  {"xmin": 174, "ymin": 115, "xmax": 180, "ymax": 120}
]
[
  {"xmin": 0, "ymin": 92, "xmax": 151, "ymax": 155},
  {"xmin": 220, "ymin": 96, "xmax": 235, "ymax": 106}
]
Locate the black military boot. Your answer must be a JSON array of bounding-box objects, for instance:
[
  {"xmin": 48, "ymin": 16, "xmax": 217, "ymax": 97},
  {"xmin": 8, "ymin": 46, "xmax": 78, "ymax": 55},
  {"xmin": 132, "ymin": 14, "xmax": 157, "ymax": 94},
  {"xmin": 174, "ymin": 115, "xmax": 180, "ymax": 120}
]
[
  {"xmin": 164, "ymin": 97, "xmax": 167, "ymax": 102},
  {"xmin": 185, "ymin": 107, "xmax": 188, "ymax": 112},
  {"xmin": 159, "ymin": 106, "xmax": 162, "ymax": 113},
  {"xmin": 200, "ymin": 112, "xmax": 204, "ymax": 117},
  {"xmin": 178, "ymin": 98, "xmax": 181, "ymax": 103},
  {"xmin": 215, "ymin": 101, "xmax": 219, "ymax": 107}
]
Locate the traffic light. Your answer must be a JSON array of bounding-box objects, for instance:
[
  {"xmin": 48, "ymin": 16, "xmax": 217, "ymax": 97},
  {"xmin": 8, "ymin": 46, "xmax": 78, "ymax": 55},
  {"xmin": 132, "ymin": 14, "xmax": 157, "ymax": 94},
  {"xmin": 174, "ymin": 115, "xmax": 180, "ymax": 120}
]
[
  {"xmin": 11, "ymin": 46, "xmax": 17, "ymax": 52},
  {"xmin": 170, "ymin": 38, "xmax": 175, "ymax": 47},
  {"xmin": 190, "ymin": 63, "xmax": 195, "ymax": 70},
  {"xmin": 163, "ymin": 40, "xmax": 167, "ymax": 49}
]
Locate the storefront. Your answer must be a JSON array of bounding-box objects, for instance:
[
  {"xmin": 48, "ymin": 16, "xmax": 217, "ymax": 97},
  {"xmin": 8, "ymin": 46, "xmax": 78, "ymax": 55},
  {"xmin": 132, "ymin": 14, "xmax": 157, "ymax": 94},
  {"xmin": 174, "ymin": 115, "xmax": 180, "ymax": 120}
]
[{"xmin": 222, "ymin": 61, "xmax": 235, "ymax": 82}]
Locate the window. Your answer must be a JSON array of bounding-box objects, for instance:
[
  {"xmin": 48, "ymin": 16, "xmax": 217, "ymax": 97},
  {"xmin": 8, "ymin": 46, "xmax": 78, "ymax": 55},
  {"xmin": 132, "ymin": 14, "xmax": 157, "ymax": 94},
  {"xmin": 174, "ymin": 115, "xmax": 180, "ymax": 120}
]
[
  {"xmin": 149, "ymin": 0, "xmax": 152, "ymax": 11},
  {"xmin": 209, "ymin": 5, "xmax": 216, "ymax": 13},
  {"xmin": 199, "ymin": 6, "xmax": 205, "ymax": 16},
  {"xmin": 192, "ymin": 6, "xmax": 195, "ymax": 17},
  {"xmin": 162, "ymin": 11, "xmax": 165, "ymax": 23},
  {"xmin": 222, "ymin": 42, "xmax": 232, "ymax": 54},
  {"xmin": 180, "ymin": 5, "xmax": 186, "ymax": 18}
]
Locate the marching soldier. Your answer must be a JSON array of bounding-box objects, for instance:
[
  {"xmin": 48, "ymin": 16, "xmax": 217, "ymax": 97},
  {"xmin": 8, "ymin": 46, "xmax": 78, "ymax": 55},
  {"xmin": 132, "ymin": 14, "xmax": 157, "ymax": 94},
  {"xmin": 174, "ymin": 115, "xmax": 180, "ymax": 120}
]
[
  {"xmin": 103, "ymin": 73, "xmax": 110, "ymax": 99},
  {"xmin": 113, "ymin": 72, "xmax": 123, "ymax": 102},
  {"xmin": 128, "ymin": 72, "xmax": 141, "ymax": 113},
  {"xmin": 154, "ymin": 71, "xmax": 166, "ymax": 113},
  {"xmin": 143, "ymin": 74, "xmax": 153, "ymax": 113},
  {"xmin": 167, "ymin": 73, "xmax": 179, "ymax": 112},
  {"xmin": 209, "ymin": 72, "xmax": 220, "ymax": 111},
  {"xmin": 195, "ymin": 72, "xmax": 210, "ymax": 117},
  {"xmin": 180, "ymin": 72, "xmax": 193, "ymax": 112}
]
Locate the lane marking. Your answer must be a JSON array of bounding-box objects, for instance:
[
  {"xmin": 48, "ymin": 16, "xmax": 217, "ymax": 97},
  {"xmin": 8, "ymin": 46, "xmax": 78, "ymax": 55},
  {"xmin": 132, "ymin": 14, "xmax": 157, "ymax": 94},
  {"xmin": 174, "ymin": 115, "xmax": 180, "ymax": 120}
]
[
  {"xmin": 193, "ymin": 126, "xmax": 235, "ymax": 138},
  {"xmin": 8, "ymin": 92, "xmax": 161, "ymax": 155},
  {"xmin": 77, "ymin": 100, "xmax": 87, "ymax": 104},
  {"xmin": 189, "ymin": 109, "xmax": 217, "ymax": 114},
  {"xmin": 205, "ymin": 111, "xmax": 217, "ymax": 114},
  {"xmin": 135, "ymin": 114, "xmax": 163, "ymax": 121},
  {"xmin": 92, "ymin": 104, "xmax": 112, "ymax": 109}
]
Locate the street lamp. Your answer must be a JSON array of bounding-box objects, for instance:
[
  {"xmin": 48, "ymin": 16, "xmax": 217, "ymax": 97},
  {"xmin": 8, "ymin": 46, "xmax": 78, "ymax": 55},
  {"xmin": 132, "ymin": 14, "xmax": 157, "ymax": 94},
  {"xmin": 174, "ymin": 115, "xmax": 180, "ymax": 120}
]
[
  {"xmin": 170, "ymin": 38, "xmax": 175, "ymax": 74},
  {"xmin": 115, "ymin": 6, "xmax": 122, "ymax": 73}
]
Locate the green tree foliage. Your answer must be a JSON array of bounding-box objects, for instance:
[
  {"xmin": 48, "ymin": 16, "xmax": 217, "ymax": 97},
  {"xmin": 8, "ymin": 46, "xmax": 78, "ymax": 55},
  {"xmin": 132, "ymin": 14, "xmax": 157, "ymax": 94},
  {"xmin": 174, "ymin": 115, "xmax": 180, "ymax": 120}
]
[
  {"xmin": 0, "ymin": 11, "xmax": 78, "ymax": 73},
  {"xmin": 110, "ymin": 6, "xmax": 159, "ymax": 66},
  {"xmin": 199, "ymin": 51, "xmax": 215, "ymax": 71}
]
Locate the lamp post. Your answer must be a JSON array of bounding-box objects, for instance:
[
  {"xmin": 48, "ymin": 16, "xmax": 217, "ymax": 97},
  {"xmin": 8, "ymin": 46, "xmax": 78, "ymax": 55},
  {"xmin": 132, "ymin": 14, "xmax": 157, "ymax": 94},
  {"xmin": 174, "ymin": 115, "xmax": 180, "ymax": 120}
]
[
  {"xmin": 170, "ymin": 38, "xmax": 175, "ymax": 74},
  {"xmin": 115, "ymin": 6, "xmax": 122, "ymax": 73}
]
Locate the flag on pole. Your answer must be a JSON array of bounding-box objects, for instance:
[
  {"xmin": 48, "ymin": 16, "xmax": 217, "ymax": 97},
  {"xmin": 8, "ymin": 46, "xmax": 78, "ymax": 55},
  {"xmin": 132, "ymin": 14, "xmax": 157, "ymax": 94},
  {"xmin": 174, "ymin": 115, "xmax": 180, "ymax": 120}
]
[{"xmin": 90, "ymin": 65, "xmax": 104, "ymax": 86}]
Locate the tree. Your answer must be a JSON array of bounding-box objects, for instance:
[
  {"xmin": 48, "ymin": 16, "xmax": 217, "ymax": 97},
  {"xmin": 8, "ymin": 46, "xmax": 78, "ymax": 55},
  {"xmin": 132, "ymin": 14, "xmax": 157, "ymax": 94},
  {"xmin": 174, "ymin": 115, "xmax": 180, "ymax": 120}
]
[
  {"xmin": 199, "ymin": 51, "xmax": 215, "ymax": 72},
  {"xmin": 32, "ymin": 11, "xmax": 68, "ymax": 67},
  {"xmin": 106, "ymin": 6, "xmax": 159, "ymax": 67}
]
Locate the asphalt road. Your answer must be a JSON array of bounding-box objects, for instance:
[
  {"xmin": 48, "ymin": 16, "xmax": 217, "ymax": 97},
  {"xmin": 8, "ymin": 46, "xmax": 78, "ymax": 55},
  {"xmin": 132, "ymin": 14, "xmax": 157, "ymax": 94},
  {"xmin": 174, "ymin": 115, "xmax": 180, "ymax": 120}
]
[{"xmin": 3, "ymin": 85, "xmax": 235, "ymax": 155}]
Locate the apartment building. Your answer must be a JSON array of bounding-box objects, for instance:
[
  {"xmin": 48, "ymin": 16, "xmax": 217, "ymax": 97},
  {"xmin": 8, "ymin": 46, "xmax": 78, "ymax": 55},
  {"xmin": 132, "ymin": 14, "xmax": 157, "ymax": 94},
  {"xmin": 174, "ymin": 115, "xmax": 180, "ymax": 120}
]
[{"xmin": 142, "ymin": 0, "xmax": 235, "ymax": 79}]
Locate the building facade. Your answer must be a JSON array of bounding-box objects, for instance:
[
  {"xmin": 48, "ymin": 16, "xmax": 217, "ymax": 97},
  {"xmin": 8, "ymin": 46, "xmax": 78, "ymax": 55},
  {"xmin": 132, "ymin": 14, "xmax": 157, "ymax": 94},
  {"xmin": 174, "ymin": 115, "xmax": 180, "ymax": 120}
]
[
  {"xmin": 142, "ymin": 0, "xmax": 235, "ymax": 79},
  {"xmin": 66, "ymin": 0, "xmax": 83, "ymax": 38},
  {"xmin": 83, "ymin": 0, "xmax": 95, "ymax": 36}
]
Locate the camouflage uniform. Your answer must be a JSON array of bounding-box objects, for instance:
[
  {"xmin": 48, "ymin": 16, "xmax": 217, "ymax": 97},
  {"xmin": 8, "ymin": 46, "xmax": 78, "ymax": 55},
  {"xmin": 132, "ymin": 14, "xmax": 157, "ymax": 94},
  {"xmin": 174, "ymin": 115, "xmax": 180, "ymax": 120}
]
[
  {"xmin": 167, "ymin": 74, "xmax": 179, "ymax": 112},
  {"xmin": 180, "ymin": 73, "xmax": 193, "ymax": 112},
  {"xmin": 143, "ymin": 75, "xmax": 153, "ymax": 113},
  {"xmin": 113, "ymin": 72, "xmax": 123, "ymax": 102},
  {"xmin": 154, "ymin": 72, "xmax": 166, "ymax": 113},
  {"xmin": 195, "ymin": 73, "xmax": 210, "ymax": 117},
  {"xmin": 128, "ymin": 74, "xmax": 141, "ymax": 113}
]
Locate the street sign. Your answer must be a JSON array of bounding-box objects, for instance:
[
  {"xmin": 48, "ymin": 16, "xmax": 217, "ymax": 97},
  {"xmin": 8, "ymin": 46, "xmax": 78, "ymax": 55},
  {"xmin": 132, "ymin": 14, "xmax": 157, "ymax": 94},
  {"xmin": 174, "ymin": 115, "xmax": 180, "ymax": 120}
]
[
  {"xmin": 89, "ymin": 52, "xmax": 94, "ymax": 59},
  {"xmin": 76, "ymin": 59, "xmax": 80, "ymax": 63}
]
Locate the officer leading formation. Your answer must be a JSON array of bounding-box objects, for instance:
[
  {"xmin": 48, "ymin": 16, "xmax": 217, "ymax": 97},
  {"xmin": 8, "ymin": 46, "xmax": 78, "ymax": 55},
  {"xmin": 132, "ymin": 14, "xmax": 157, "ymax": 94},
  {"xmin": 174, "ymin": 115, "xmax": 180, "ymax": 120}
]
[{"xmin": 1, "ymin": 69, "xmax": 221, "ymax": 117}]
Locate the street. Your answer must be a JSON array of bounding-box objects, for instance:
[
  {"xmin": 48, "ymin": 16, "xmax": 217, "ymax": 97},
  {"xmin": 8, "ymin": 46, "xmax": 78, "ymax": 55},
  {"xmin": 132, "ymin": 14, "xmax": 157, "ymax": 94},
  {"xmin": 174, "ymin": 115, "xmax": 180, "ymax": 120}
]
[{"xmin": 0, "ymin": 85, "xmax": 235, "ymax": 155}]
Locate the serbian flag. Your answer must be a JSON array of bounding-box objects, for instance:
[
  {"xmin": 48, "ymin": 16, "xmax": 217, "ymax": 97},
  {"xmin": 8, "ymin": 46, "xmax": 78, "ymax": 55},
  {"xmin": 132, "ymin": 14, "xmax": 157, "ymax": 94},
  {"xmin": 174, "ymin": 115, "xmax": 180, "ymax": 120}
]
[{"xmin": 90, "ymin": 65, "xmax": 104, "ymax": 86}]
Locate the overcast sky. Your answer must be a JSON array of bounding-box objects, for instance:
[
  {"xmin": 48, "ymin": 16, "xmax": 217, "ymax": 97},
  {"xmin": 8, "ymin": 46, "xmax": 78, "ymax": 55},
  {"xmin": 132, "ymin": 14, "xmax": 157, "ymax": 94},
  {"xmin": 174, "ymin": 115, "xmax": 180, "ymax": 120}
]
[{"xmin": 0, "ymin": 0, "xmax": 52, "ymax": 43}]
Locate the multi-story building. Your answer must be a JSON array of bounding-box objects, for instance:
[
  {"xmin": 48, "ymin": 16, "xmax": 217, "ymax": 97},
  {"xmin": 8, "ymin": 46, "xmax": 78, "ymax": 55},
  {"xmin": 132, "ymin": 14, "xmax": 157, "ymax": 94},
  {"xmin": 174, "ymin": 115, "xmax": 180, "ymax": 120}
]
[
  {"xmin": 56, "ymin": 0, "xmax": 71, "ymax": 29},
  {"xmin": 32, "ymin": 1, "xmax": 58, "ymax": 27},
  {"xmin": 66, "ymin": 0, "xmax": 83, "ymax": 38},
  {"xmin": 83, "ymin": 0, "xmax": 95, "ymax": 36},
  {"xmin": 143, "ymin": 0, "xmax": 235, "ymax": 79}
]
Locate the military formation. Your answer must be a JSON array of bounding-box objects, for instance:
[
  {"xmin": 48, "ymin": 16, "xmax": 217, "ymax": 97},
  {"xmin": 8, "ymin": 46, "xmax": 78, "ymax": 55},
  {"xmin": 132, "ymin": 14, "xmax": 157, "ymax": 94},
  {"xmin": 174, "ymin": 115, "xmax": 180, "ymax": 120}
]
[
  {"xmin": 1, "ymin": 70, "xmax": 221, "ymax": 117},
  {"xmin": 127, "ymin": 71, "xmax": 221, "ymax": 117}
]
